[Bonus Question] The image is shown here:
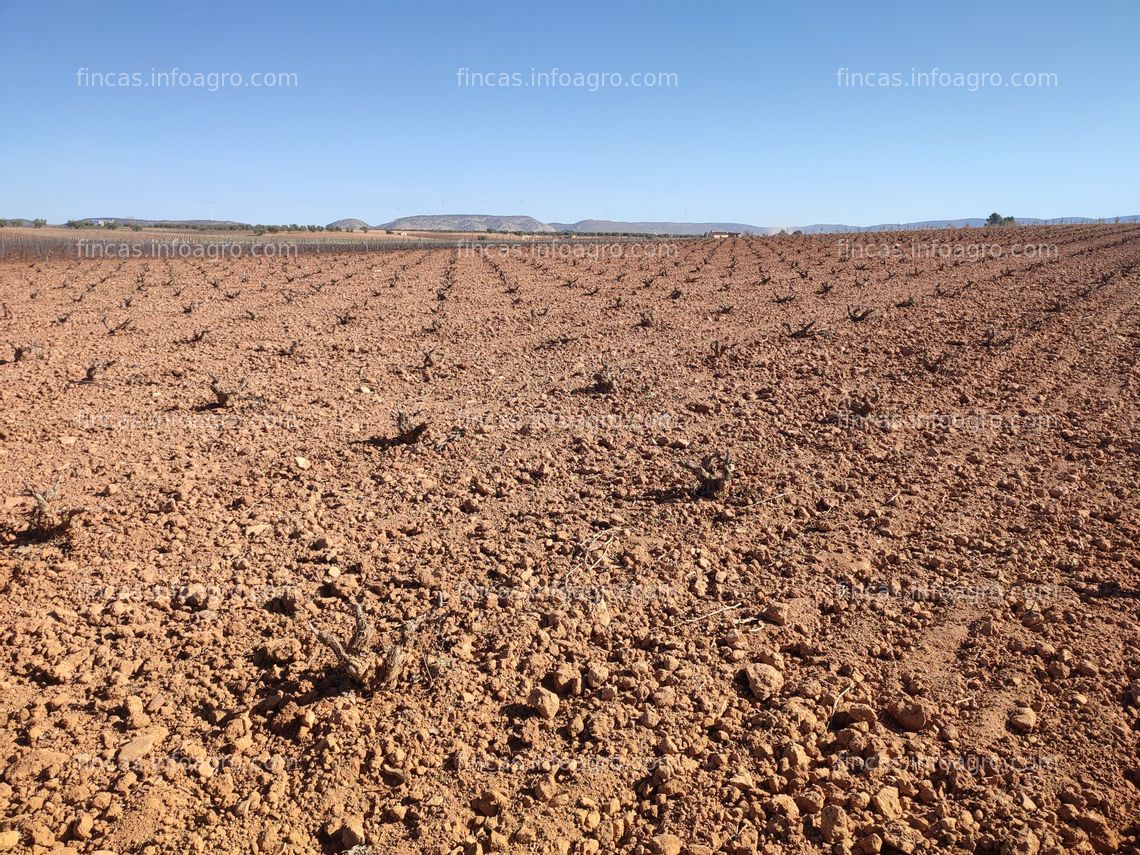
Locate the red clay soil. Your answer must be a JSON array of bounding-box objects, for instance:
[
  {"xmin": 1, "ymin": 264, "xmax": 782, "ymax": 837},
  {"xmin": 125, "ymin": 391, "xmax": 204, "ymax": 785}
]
[{"xmin": 0, "ymin": 226, "xmax": 1137, "ymax": 855}]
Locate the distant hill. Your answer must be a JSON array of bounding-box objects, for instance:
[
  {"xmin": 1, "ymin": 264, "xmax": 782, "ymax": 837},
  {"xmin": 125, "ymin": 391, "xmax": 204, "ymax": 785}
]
[
  {"xmin": 326, "ymin": 218, "xmax": 370, "ymax": 230},
  {"xmin": 378, "ymin": 214, "xmax": 555, "ymax": 233}
]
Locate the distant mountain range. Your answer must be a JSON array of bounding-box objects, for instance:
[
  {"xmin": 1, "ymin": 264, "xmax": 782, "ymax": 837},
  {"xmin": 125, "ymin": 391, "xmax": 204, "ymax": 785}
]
[
  {"xmin": 794, "ymin": 216, "xmax": 1140, "ymax": 233},
  {"xmin": 548, "ymin": 220, "xmax": 769, "ymax": 236},
  {"xmin": 11, "ymin": 213, "xmax": 1138, "ymax": 236},
  {"xmin": 370, "ymin": 213, "xmax": 1140, "ymax": 235},
  {"xmin": 379, "ymin": 214, "xmax": 555, "ymax": 233}
]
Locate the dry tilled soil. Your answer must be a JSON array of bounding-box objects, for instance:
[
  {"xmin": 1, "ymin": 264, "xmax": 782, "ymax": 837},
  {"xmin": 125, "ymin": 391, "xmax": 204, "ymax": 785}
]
[{"xmin": 0, "ymin": 226, "xmax": 1137, "ymax": 855}]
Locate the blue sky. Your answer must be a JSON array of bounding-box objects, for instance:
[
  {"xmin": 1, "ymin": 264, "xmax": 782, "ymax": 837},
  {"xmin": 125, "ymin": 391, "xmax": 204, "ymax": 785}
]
[{"xmin": 1, "ymin": 0, "xmax": 1137, "ymax": 226}]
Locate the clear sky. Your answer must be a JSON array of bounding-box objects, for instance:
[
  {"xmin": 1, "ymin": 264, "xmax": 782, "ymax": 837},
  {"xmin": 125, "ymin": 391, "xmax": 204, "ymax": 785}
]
[{"xmin": 1, "ymin": 0, "xmax": 1137, "ymax": 227}]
